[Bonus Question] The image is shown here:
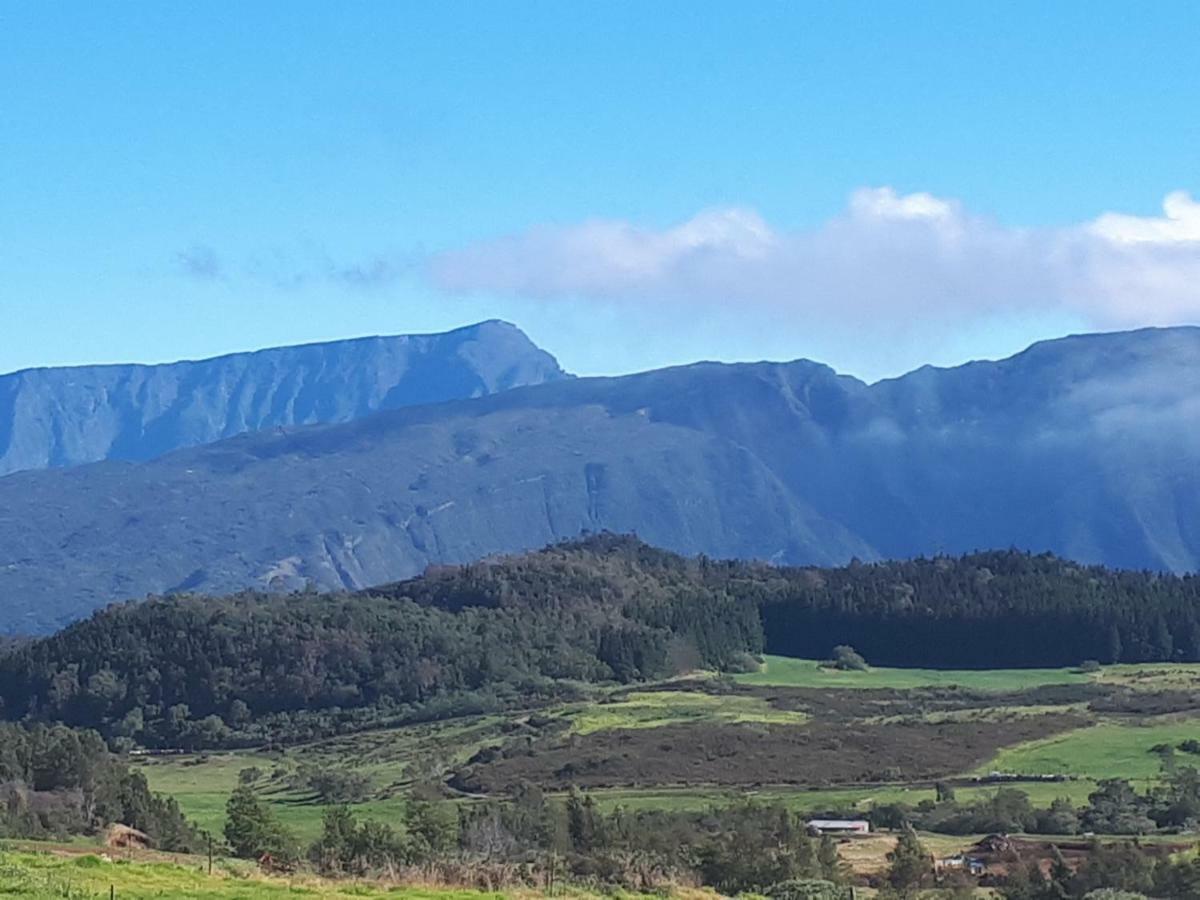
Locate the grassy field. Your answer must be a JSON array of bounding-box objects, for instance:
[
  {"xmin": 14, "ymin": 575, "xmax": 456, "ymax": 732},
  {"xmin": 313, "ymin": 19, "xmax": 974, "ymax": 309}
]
[
  {"xmin": 739, "ymin": 655, "xmax": 1200, "ymax": 693},
  {"xmin": 143, "ymin": 688, "xmax": 808, "ymax": 836},
  {"xmin": 138, "ymin": 714, "xmax": 512, "ymax": 839},
  {"xmin": 0, "ymin": 850, "xmax": 508, "ymax": 900},
  {"xmin": 980, "ymin": 719, "xmax": 1200, "ymax": 782},
  {"xmin": 139, "ymin": 657, "xmax": 1200, "ymax": 842},
  {"xmin": 567, "ymin": 690, "xmax": 807, "ymax": 734},
  {"xmin": 138, "ymin": 752, "xmax": 414, "ymax": 841},
  {"xmin": 736, "ymin": 655, "xmax": 1092, "ymax": 690}
]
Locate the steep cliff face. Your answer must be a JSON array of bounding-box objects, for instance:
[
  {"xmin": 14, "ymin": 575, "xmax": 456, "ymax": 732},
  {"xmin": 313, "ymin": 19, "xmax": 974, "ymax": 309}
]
[
  {"xmin": 0, "ymin": 320, "xmax": 568, "ymax": 476},
  {"xmin": 0, "ymin": 326, "xmax": 1197, "ymax": 634}
]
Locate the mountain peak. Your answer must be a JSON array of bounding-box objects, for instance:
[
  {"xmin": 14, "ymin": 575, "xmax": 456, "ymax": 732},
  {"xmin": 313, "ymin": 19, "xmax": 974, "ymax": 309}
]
[{"xmin": 0, "ymin": 323, "xmax": 567, "ymax": 477}]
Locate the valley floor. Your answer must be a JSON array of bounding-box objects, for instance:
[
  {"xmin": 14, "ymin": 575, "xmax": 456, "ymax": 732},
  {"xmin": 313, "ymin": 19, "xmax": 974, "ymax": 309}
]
[{"xmin": 135, "ymin": 657, "xmax": 1200, "ymax": 841}]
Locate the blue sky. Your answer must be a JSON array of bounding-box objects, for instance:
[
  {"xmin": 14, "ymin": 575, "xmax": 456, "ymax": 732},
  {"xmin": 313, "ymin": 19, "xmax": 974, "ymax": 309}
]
[{"xmin": 2, "ymin": 2, "xmax": 1199, "ymax": 381}]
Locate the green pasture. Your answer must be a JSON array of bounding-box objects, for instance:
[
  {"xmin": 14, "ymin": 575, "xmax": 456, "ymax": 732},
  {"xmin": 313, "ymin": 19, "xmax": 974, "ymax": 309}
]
[
  {"xmin": 738, "ymin": 656, "xmax": 1200, "ymax": 693},
  {"xmin": 139, "ymin": 656, "xmax": 1200, "ymax": 843},
  {"xmin": 139, "ymin": 715, "xmax": 508, "ymax": 840},
  {"xmin": 736, "ymin": 655, "xmax": 1091, "ymax": 691},
  {"xmin": 980, "ymin": 719, "xmax": 1200, "ymax": 783},
  {"xmin": 139, "ymin": 752, "xmax": 411, "ymax": 841}
]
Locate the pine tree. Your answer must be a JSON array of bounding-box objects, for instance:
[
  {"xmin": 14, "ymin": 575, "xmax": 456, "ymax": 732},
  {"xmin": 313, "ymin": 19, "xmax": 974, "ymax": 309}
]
[
  {"xmin": 1046, "ymin": 845, "xmax": 1073, "ymax": 899},
  {"xmin": 566, "ymin": 787, "xmax": 597, "ymax": 852},
  {"xmin": 310, "ymin": 805, "xmax": 358, "ymax": 873},
  {"xmin": 1108, "ymin": 624, "xmax": 1124, "ymax": 665},
  {"xmin": 817, "ymin": 834, "xmax": 843, "ymax": 882},
  {"xmin": 224, "ymin": 785, "xmax": 293, "ymax": 859},
  {"xmin": 885, "ymin": 827, "xmax": 931, "ymax": 898},
  {"xmin": 1152, "ymin": 616, "xmax": 1174, "ymax": 661}
]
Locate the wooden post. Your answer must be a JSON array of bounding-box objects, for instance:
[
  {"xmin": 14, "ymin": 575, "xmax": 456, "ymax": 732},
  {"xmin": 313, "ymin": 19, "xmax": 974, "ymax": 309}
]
[
  {"xmin": 207, "ymin": 833, "xmax": 213, "ymax": 875},
  {"xmin": 110, "ymin": 886, "xmax": 115, "ymax": 900}
]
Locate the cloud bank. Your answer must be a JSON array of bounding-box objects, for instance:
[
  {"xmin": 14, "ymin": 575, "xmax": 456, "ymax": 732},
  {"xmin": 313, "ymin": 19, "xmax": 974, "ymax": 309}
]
[{"xmin": 430, "ymin": 189, "xmax": 1200, "ymax": 329}]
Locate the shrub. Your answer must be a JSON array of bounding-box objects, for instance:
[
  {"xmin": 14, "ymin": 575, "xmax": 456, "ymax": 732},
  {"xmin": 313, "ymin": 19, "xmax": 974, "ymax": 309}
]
[
  {"xmin": 724, "ymin": 651, "xmax": 762, "ymax": 674},
  {"xmin": 829, "ymin": 646, "xmax": 868, "ymax": 671},
  {"xmin": 766, "ymin": 878, "xmax": 852, "ymax": 900}
]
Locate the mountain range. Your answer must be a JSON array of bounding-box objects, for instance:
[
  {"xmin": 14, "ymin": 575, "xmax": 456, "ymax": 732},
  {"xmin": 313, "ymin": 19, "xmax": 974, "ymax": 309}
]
[
  {"xmin": 0, "ymin": 322, "xmax": 1197, "ymax": 633},
  {"xmin": 0, "ymin": 319, "xmax": 566, "ymax": 476}
]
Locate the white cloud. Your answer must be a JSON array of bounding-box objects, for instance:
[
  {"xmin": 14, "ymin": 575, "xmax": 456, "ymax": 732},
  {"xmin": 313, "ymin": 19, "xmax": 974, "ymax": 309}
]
[
  {"xmin": 430, "ymin": 188, "xmax": 1200, "ymax": 331},
  {"xmin": 847, "ymin": 186, "xmax": 957, "ymax": 222},
  {"xmin": 1089, "ymin": 191, "xmax": 1200, "ymax": 244}
]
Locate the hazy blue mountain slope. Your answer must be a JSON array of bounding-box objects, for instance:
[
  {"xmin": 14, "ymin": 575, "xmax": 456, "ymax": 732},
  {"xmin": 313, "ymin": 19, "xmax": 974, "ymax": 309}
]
[
  {"xmin": 0, "ymin": 320, "xmax": 567, "ymax": 476},
  {"xmin": 859, "ymin": 327, "xmax": 1200, "ymax": 570},
  {"xmin": 0, "ymin": 326, "xmax": 1197, "ymax": 633},
  {"xmin": 0, "ymin": 360, "xmax": 874, "ymax": 632}
]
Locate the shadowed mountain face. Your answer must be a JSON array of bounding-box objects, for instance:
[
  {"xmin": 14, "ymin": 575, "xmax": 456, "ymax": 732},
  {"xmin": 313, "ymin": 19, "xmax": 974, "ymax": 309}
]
[
  {"xmin": 0, "ymin": 326, "xmax": 1197, "ymax": 633},
  {"xmin": 0, "ymin": 320, "xmax": 567, "ymax": 477}
]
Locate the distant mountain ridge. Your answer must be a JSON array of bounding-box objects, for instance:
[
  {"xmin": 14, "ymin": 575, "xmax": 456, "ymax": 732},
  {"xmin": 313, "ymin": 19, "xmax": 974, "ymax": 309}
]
[
  {"xmin": 0, "ymin": 325, "xmax": 1198, "ymax": 633},
  {"xmin": 0, "ymin": 319, "xmax": 568, "ymax": 476}
]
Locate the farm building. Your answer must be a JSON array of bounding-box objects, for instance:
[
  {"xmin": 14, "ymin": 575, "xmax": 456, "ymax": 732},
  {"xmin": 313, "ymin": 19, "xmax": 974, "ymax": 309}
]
[
  {"xmin": 937, "ymin": 854, "xmax": 987, "ymax": 876},
  {"xmin": 806, "ymin": 819, "xmax": 870, "ymax": 835}
]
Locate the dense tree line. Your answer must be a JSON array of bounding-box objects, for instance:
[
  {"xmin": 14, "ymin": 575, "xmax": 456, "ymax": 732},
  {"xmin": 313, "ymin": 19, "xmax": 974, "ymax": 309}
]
[
  {"xmin": 866, "ymin": 768, "xmax": 1200, "ymax": 836},
  {"xmin": 752, "ymin": 549, "xmax": 1200, "ymax": 667},
  {"xmin": 224, "ymin": 784, "xmax": 850, "ymax": 895},
  {"xmin": 0, "ymin": 722, "xmax": 199, "ymax": 848},
  {"xmin": 2, "ymin": 535, "xmax": 1200, "ymax": 747},
  {"xmin": 1002, "ymin": 840, "xmax": 1200, "ymax": 900}
]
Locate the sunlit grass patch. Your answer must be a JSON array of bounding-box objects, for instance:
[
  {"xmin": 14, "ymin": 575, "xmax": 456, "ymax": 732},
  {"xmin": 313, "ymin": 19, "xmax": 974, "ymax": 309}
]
[
  {"xmin": 1096, "ymin": 663, "xmax": 1200, "ymax": 691},
  {"xmin": 0, "ymin": 850, "xmax": 516, "ymax": 899},
  {"xmin": 567, "ymin": 690, "xmax": 806, "ymax": 734}
]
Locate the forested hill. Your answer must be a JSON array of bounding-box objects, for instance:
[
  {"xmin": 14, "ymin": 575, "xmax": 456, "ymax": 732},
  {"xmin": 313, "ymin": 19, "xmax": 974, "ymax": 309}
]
[
  {"xmin": 1, "ymin": 535, "xmax": 1199, "ymax": 749},
  {"xmin": 0, "ymin": 536, "xmax": 762, "ymax": 748}
]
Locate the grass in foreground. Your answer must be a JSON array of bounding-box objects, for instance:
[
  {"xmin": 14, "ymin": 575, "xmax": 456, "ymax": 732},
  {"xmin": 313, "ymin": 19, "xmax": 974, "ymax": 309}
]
[{"xmin": 0, "ymin": 850, "xmax": 506, "ymax": 899}]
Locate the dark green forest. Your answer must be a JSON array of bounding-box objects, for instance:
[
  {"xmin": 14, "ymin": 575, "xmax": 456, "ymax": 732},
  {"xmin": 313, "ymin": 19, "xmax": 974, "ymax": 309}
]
[
  {"xmin": 753, "ymin": 549, "xmax": 1200, "ymax": 667},
  {"xmin": 1, "ymin": 534, "xmax": 1199, "ymax": 747}
]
